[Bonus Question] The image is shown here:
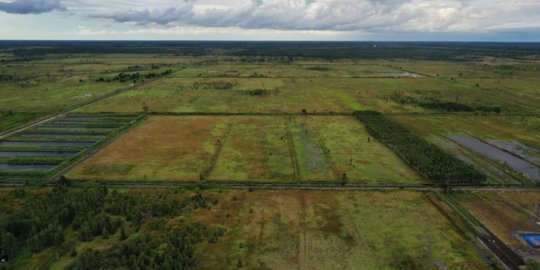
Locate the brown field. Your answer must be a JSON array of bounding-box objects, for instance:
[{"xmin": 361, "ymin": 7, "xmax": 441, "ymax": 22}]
[
  {"xmin": 194, "ymin": 190, "xmax": 490, "ymax": 269},
  {"xmin": 66, "ymin": 116, "xmax": 230, "ymax": 181},
  {"xmin": 454, "ymin": 191, "xmax": 540, "ymax": 253}
]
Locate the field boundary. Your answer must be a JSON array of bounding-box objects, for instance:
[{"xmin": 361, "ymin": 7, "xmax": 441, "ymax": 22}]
[
  {"xmin": 285, "ymin": 119, "xmax": 301, "ymax": 181},
  {"xmin": 199, "ymin": 123, "xmax": 233, "ymax": 181}
]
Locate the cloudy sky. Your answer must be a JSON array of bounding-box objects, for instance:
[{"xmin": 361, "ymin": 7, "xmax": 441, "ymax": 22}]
[{"xmin": 0, "ymin": 0, "xmax": 539, "ymax": 41}]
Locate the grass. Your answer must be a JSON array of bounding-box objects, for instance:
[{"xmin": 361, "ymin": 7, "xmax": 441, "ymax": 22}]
[
  {"xmin": 209, "ymin": 116, "xmax": 295, "ymax": 182},
  {"xmin": 194, "ymin": 190, "xmax": 490, "ymax": 269},
  {"xmin": 74, "ymin": 58, "xmax": 540, "ymax": 115},
  {"xmin": 0, "ymin": 113, "xmax": 43, "ymax": 133},
  {"xmin": 291, "ymin": 116, "xmax": 422, "ymax": 183}
]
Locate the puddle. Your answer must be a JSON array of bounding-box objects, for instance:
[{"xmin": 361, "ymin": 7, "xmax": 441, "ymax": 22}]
[
  {"xmin": 449, "ymin": 135, "xmax": 540, "ymax": 181},
  {"xmin": 19, "ymin": 133, "xmax": 107, "ymax": 139},
  {"xmin": 0, "ymin": 164, "xmax": 57, "ymax": 171},
  {"xmin": 0, "ymin": 141, "xmax": 95, "ymax": 147},
  {"xmin": 0, "ymin": 151, "xmax": 79, "ymax": 157},
  {"xmin": 487, "ymin": 140, "xmax": 540, "ymax": 166}
]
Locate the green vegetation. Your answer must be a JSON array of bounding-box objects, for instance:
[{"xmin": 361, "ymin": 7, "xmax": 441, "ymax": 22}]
[
  {"xmin": 96, "ymin": 69, "xmax": 173, "ymax": 83},
  {"xmin": 389, "ymin": 92, "xmax": 502, "ymax": 113},
  {"xmin": 355, "ymin": 111, "xmax": 486, "ymax": 184},
  {"xmin": 0, "ymin": 187, "xmax": 221, "ymax": 269},
  {"xmin": 0, "ymin": 112, "xmax": 42, "ymax": 133}
]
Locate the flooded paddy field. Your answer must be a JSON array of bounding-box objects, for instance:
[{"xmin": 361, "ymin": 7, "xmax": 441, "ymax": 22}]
[
  {"xmin": 448, "ymin": 134, "xmax": 540, "ymax": 182},
  {"xmin": 486, "ymin": 140, "xmax": 540, "ymax": 167},
  {"xmin": 18, "ymin": 133, "xmax": 107, "ymax": 139},
  {"xmin": 0, "ymin": 114, "xmax": 141, "ymax": 181},
  {"xmin": 35, "ymin": 126, "xmax": 116, "ymax": 132},
  {"xmin": 0, "ymin": 164, "xmax": 57, "ymax": 171},
  {"xmin": 0, "ymin": 151, "xmax": 79, "ymax": 157},
  {"xmin": 0, "ymin": 141, "xmax": 95, "ymax": 148},
  {"xmin": 432, "ymin": 137, "xmax": 514, "ymax": 184},
  {"xmin": 391, "ymin": 115, "xmax": 540, "ymax": 185}
]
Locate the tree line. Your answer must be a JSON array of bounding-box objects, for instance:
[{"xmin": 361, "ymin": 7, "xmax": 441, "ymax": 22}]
[
  {"xmin": 389, "ymin": 92, "xmax": 501, "ymax": 113},
  {"xmin": 354, "ymin": 111, "xmax": 486, "ymax": 184},
  {"xmin": 96, "ymin": 69, "xmax": 173, "ymax": 83}
]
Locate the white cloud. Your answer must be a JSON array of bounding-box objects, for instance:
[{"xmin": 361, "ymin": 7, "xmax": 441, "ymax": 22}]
[{"xmin": 75, "ymin": 0, "xmax": 540, "ymax": 34}]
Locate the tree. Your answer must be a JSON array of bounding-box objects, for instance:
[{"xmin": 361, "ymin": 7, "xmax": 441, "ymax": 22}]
[
  {"xmin": 1, "ymin": 232, "xmax": 17, "ymax": 259},
  {"xmin": 79, "ymin": 223, "xmax": 93, "ymax": 242},
  {"xmin": 120, "ymin": 225, "xmax": 127, "ymax": 241}
]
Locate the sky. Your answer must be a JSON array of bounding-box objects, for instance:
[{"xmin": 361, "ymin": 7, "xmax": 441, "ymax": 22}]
[{"xmin": 0, "ymin": 0, "xmax": 539, "ymax": 41}]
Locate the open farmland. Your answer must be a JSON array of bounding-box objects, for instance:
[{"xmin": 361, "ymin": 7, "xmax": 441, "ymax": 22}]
[
  {"xmin": 2, "ymin": 42, "xmax": 540, "ymax": 269},
  {"xmin": 0, "ymin": 114, "xmax": 140, "ymax": 181},
  {"xmin": 74, "ymin": 57, "xmax": 540, "ymax": 114},
  {"xmin": 454, "ymin": 191, "xmax": 540, "ymax": 259},
  {"xmin": 66, "ymin": 116, "xmax": 229, "ymax": 181},
  {"xmin": 290, "ymin": 116, "xmax": 420, "ymax": 182},
  {"xmin": 391, "ymin": 115, "xmax": 540, "ymax": 184},
  {"xmin": 67, "ymin": 115, "xmax": 422, "ymax": 183},
  {"xmin": 195, "ymin": 190, "xmax": 490, "ymax": 269},
  {"xmin": 0, "ymin": 54, "xmax": 199, "ymax": 132}
]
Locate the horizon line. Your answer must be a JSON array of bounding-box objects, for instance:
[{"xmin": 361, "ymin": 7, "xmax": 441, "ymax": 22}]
[{"xmin": 1, "ymin": 39, "xmax": 540, "ymax": 43}]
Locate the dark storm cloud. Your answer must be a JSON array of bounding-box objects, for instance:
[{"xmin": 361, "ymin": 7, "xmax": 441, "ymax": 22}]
[{"xmin": 0, "ymin": 0, "xmax": 65, "ymax": 14}]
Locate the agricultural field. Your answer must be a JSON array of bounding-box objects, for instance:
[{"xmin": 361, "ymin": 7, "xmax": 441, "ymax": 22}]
[
  {"xmin": 0, "ymin": 54, "xmax": 198, "ymax": 131},
  {"xmin": 77, "ymin": 74, "xmax": 531, "ymax": 114},
  {"xmin": 195, "ymin": 190, "xmax": 490, "ymax": 269},
  {"xmin": 454, "ymin": 191, "xmax": 540, "ymax": 259},
  {"xmin": 391, "ymin": 115, "xmax": 540, "ymax": 184},
  {"xmin": 67, "ymin": 116, "xmax": 421, "ymax": 183},
  {"xmin": 0, "ymin": 114, "xmax": 140, "ymax": 181}
]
